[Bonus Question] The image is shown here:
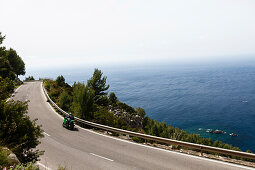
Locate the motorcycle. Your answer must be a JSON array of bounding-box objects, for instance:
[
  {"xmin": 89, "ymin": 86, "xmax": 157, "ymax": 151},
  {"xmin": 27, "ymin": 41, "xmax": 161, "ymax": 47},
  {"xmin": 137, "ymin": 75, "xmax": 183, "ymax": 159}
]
[{"xmin": 63, "ymin": 117, "xmax": 75, "ymax": 130}]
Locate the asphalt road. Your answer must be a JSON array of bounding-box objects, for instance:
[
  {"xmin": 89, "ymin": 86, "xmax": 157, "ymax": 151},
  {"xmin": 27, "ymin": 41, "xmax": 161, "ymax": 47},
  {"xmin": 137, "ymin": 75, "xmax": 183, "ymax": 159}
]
[{"xmin": 12, "ymin": 81, "xmax": 253, "ymax": 170}]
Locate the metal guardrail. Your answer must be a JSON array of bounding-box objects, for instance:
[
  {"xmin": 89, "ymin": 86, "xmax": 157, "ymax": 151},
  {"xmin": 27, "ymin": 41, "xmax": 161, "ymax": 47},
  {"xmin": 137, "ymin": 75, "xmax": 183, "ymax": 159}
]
[{"xmin": 42, "ymin": 82, "xmax": 255, "ymax": 160}]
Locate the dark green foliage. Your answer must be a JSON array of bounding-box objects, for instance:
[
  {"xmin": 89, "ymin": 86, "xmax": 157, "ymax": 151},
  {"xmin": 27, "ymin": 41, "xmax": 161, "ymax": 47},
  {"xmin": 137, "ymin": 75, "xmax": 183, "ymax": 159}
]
[
  {"xmin": 87, "ymin": 69, "xmax": 109, "ymax": 106},
  {"xmin": 94, "ymin": 107, "xmax": 116, "ymax": 126},
  {"xmin": 0, "ymin": 77, "xmax": 15, "ymax": 101},
  {"xmin": 0, "ymin": 33, "xmax": 25, "ymax": 80},
  {"xmin": 131, "ymin": 137, "xmax": 144, "ymax": 143},
  {"xmin": 0, "ymin": 100, "xmax": 44, "ymax": 163},
  {"xmin": 44, "ymin": 78, "xmax": 73, "ymax": 104},
  {"xmin": 109, "ymin": 92, "xmax": 117, "ymax": 105},
  {"xmin": 136, "ymin": 107, "xmax": 146, "ymax": 118},
  {"xmin": 11, "ymin": 161, "xmax": 40, "ymax": 170},
  {"xmin": 57, "ymin": 91, "xmax": 72, "ymax": 112},
  {"xmin": 25, "ymin": 76, "xmax": 35, "ymax": 81},
  {"xmin": 56, "ymin": 75, "xmax": 65, "ymax": 87},
  {"xmin": 5, "ymin": 48, "xmax": 25, "ymax": 76},
  {"xmin": 114, "ymin": 118, "xmax": 130, "ymax": 130},
  {"xmin": 0, "ymin": 32, "xmax": 5, "ymax": 45},
  {"xmin": 117, "ymin": 101, "xmax": 135, "ymax": 113},
  {"xmin": 0, "ymin": 57, "xmax": 16, "ymax": 79},
  {"xmin": 71, "ymin": 82, "xmax": 95, "ymax": 120},
  {"xmin": 48, "ymin": 87, "xmax": 62, "ymax": 102},
  {"xmin": 93, "ymin": 107, "xmax": 130, "ymax": 129},
  {"xmin": 0, "ymin": 147, "xmax": 10, "ymax": 168}
]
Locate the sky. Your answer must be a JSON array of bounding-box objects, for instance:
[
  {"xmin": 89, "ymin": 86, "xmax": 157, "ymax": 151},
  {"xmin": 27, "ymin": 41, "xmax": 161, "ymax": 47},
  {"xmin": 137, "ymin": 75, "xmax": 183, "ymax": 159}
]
[{"xmin": 1, "ymin": 0, "xmax": 255, "ymax": 69}]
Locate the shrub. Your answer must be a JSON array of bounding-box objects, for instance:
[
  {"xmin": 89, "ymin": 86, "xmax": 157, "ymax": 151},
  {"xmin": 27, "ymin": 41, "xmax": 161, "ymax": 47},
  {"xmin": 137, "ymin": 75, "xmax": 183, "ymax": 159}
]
[
  {"xmin": 24, "ymin": 76, "xmax": 35, "ymax": 81},
  {"xmin": 0, "ymin": 147, "xmax": 10, "ymax": 168},
  {"xmin": 0, "ymin": 101, "xmax": 44, "ymax": 163},
  {"xmin": 11, "ymin": 161, "xmax": 39, "ymax": 170}
]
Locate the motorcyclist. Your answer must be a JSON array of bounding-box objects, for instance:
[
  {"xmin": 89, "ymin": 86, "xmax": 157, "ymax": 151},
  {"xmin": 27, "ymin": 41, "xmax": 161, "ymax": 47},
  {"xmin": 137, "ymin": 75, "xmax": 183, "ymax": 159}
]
[{"xmin": 65, "ymin": 113, "xmax": 74, "ymax": 125}]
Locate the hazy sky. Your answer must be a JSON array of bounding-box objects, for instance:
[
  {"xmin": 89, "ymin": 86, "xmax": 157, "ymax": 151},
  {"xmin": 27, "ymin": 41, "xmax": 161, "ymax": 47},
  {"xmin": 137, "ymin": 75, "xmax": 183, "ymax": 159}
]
[{"xmin": 1, "ymin": 0, "xmax": 255, "ymax": 69}]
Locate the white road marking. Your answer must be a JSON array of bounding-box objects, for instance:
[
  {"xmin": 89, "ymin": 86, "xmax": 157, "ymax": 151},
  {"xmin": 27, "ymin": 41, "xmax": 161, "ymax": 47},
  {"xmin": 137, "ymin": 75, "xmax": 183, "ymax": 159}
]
[
  {"xmin": 37, "ymin": 162, "xmax": 53, "ymax": 170},
  {"xmin": 43, "ymin": 132, "xmax": 51, "ymax": 137},
  {"xmin": 90, "ymin": 153, "xmax": 114, "ymax": 162},
  {"xmin": 40, "ymin": 82, "xmax": 254, "ymax": 170},
  {"xmin": 81, "ymin": 125, "xmax": 255, "ymax": 170},
  {"xmin": 14, "ymin": 85, "xmax": 22, "ymax": 93}
]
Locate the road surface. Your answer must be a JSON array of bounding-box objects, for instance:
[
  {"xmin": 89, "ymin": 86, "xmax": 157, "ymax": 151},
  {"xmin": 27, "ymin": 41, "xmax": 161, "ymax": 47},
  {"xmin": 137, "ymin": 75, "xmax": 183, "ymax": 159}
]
[{"xmin": 12, "ymin": 81, "xmax": 253, "ymax": 170}]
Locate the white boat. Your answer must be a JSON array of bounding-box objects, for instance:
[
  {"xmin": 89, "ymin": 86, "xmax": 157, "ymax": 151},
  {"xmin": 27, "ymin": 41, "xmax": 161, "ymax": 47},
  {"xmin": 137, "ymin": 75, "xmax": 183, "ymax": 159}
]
[{"xmin": 230, "ymin": 133, "xmax": 237, "ymax": 136}]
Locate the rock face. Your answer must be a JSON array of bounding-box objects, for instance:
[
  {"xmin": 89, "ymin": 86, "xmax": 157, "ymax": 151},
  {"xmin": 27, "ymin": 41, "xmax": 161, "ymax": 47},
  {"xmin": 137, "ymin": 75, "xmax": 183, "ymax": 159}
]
[
  {"xmin": 8, "ymin": 152, "xmax": 20, "ymax": 164},
  {"xmin": 2, "ymin": 147, "xmax": 20, "ymax": 165},
  {"xmin": 108, "ymin": 105, "xmax": 143, "ymax": 129}
]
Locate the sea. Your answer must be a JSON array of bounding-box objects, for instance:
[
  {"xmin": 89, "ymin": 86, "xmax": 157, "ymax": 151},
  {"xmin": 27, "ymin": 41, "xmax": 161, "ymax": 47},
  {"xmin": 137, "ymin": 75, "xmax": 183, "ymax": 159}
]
[{"xmin": 25, "ymin": 61, "xmax": 255, "ymax": 152}]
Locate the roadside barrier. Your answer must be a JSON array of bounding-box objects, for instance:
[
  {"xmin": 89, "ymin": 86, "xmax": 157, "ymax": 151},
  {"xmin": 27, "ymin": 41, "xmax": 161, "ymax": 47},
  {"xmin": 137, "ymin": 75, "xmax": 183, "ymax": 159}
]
[{"xmin": 42, "ymin": 82, "xmax": 255, "ymax": 160}]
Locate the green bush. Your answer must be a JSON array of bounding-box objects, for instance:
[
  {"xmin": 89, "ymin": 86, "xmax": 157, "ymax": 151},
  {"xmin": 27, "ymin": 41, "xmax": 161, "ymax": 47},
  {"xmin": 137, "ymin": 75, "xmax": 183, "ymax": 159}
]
[
  {"xmin": 0, "ymin": 100, "xmax": 44, "ymax": 163},
  {"xmin": 71, "ymin": 82, "xmax": 95, "ymax": 120},
  {"xmin": 11, "ymin": 161, "xmax": 39, "ymax": 170},
  {"xmin": 0, "ymin": 147, "xmax": 10, "ymax": 168},
  {"xmin": 57, "ymin": 91, "xmax": 72, "ymax": 112},
  {"xmin": 0, "ymin": 77, "xmax": 15, "ymax": 101},
  {"xmin": 109, "ymin": 92, "xmax": 117, "ymax": 104},
  {"xmin": 131, "ymin": 137, "xmax": 144, "ymax": 143},
  {"xmin": 117, "ymin": 101, "xmax": 135, "ymax": 113},
  {"xmin": 93, "ymin": 107, "xmax": 116, "ymax": 127},
  {"xmin": 24, "ymin": 76, "xmax": 35, "ymax": 81}
]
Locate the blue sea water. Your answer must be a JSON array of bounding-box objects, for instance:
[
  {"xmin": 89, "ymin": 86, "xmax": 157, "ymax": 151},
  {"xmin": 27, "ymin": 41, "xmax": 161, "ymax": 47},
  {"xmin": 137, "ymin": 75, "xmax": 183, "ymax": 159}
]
[{"xmin": 27, "ymin": 63, "xmax": 255, "ymax": 152}]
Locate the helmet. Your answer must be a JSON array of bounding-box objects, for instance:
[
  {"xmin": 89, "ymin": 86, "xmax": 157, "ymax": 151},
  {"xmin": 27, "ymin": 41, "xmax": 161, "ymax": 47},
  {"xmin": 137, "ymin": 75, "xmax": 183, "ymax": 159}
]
[{"xmin": 69, "ymin": 112, "xmax": 72, "ymax": 116}]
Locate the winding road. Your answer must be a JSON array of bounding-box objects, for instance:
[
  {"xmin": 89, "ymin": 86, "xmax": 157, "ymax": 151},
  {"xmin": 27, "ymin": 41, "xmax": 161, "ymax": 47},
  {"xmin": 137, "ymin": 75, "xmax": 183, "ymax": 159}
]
[{"xmin": 12, "ymin": 81, "xmax": 252, "ymax": 170}]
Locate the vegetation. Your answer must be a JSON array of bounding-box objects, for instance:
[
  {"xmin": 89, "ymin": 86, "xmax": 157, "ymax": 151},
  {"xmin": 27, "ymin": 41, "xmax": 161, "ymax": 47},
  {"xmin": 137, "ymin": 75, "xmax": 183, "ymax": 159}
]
[
  {"xmin": 109, "ymin": 92, "xmax": 117, "ymax": 105},
  {"xmin": 5, "ymin": 48, "xmax": 25, "ymax": 77},
  {"xmin": 0, "ymin": 101, "xmax": 44, "ymax": 163},
  {"xmin": 0, "ymin": 147, "xmax": 10, "ymax": 168},
  {"xmin": 10, "ymin": 162, "xmax": 39, "ymax": 170},
  {"xmin": 1, "ymin": 146, "xmax": 39, "ymax": 169},
  {"xmin": 44, "ymin": 69, "xmax": 250, "ymax": 157},
  {"xmin": 0, "ymin": 32, "xmax": 44, "ymax": 168},
  {"xmin": 0, "ymin": 77, "xmax": 15, "ymax": 101},
  {"xmin": 24, "ymin": 76, "xmax": 35, "ymax": 81},
  {"xmin": 87, "ymin": 68, "xmax": 109, "ymax": 106},
  {"xmin": 72, "ymin": 82, "xmax": 96, "ymax": 120},
  {"xmin": 0, "ymin": 33, "xmax": 25, "ymax": 80}
]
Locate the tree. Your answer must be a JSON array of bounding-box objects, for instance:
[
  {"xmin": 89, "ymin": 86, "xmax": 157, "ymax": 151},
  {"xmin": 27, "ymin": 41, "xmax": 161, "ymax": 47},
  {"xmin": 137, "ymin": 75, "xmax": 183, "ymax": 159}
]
[
  {"xmin": 136, "ymin": 107, "xmax": 146, "ymax": 118},
  {"xmin": 109, "ymin": 92, "xmax": 117, "ymax": 104},
  {"xmin": 5, "ymin": 48, "xmax": 25, "ymax": 76},
  {"xmin": 0, "ymin": 57, "xmax": 15, "ymax": 80},
  {"xmin": 25, "ymin": 76, "xmax": 35, "ymax": 81},
  {"xmin": 0, "ymin": 147, "xmax": 10, "ymax": 168},
  {"xmin": 71, "ymin": 82, "xmax": 95, "ymax": 120},
  {"xmin": 0, "ymin": 77, "xmax": 15, "ymax": 101},
  {"xmin": 117, "ymin": 102, "xmax": 135, "ymax": 113},
  {"xmin": 0, "ymin": 100, "xmax": 44, "ymax": 163},
  {"xmin": 93, "ymin": 107, "xmax": 115, "ymax": 127},
  {"xmin": 56, "ymin": 75, "xmax": 65, "ymax": 87},
  {"xmin": 87, "ymin": 69, "xmax": 109, "ymax": 106},
  {"xmin": 0, "ymin": 33, "xmax": 25, "ymax": 79},
  {"xmin": 57, "ymin": 91, "xmax": 72, "ymax": 112},
  {"xmin": 0, "ymin": 33, "xmax": 15, "ymax": 79},
  {"xmin": 0, "ymin": 33, "xmax": 5, "ymax": 45}
]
